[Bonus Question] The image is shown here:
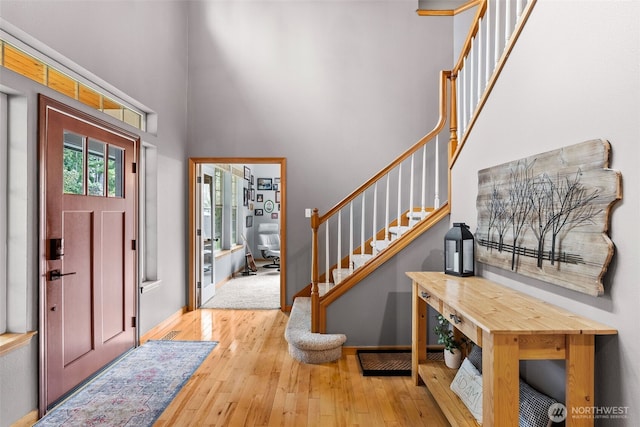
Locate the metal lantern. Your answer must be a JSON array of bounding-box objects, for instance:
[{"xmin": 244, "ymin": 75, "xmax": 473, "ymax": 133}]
[{"xmin": 444, "ymin": 222, "xmax": 475, "ymax": 276}]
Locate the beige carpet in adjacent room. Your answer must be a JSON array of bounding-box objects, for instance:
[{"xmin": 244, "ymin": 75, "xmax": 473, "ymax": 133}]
[{"xmin": 201, "ymin": 265, "xmax": 280, "ymax": 310}]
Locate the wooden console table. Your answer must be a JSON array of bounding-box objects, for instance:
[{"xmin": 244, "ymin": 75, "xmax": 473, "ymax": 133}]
[{"xmin": 408, "ymin": 271, "xmax": 617, "ymax": 427}]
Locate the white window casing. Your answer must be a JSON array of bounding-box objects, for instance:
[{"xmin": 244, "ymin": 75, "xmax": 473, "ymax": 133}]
[{"xmin": 0, "ymin": 93, "xmax": 7, "ymax": 334}]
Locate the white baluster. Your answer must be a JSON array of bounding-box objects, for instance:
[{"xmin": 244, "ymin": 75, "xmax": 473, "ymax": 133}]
[
  {"xmin": 516, "ymin": 0, "xmax": 524, "ymax": 20},
  {"xmin": 361, "ymin": 192, "xmax": 366, "ymax": 256},
  {"xmin": 397, "ymin": 164, "xmax": 402, "ymax": 234},
  {"xmin": 421, "ymin": 145, "xmax": 426, "ymax": 213},
  {"xmin": 434, "ymin": 135, "xmax": 440, "ymax": 208},
  {"xmin": 325, "ymin": 220, "xmax": 329, "ymax": 284},
  {"xmin": 349, "ymin": 202, "xmax": 353, "ymax": 272},
  {"xmin": 505, "ymin": 0, "xmax": 511, "ymax": 45},
  {"xmin": 494, "ymin": 0, "xmax": 501, "ymax": 65},
  {"xmin": 466, "ymin": 59, "xmax": 470, "ymax": 133},
  {"xmin": 385, "ymin": 175, "xmax": 390, "ymax": 241},
  {"xmin": 477, "ymin": 18, "xmax": 483, "ymax": 104},
  {"xmin": 409, "ymin": 154, "xmax": 414, "ymax": 226},
  {"xmin": 462, "ymin": 60, "xmax": 468, "ymax": 136},
  {"xmin": 337, "ymin": 210, "xmax": 342, "ymax": 277},
  {"xmin": 486, "ymin": 0, "xmax": 491, "ymax": 86},
  {"xmin": 372, "ymin": 182, "xmax": 378, "ymax": 251},
  {"xmin": 457, "ymin": 69, "xmax": 463, "ymax": 140},
  {"xmin": 469, "ymin": 40, "xmax": 475, "ymax": 115}
]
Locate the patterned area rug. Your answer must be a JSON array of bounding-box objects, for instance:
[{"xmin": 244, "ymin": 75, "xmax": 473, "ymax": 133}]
[{"xmin": 35, "ymin": 340, "xmax": 218, "ymax": 427}]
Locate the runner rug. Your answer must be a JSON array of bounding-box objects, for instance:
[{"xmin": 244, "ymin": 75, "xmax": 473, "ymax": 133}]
[{"xmin": 35, "ymin": 340, "xmax": 218, "ymax": 427}]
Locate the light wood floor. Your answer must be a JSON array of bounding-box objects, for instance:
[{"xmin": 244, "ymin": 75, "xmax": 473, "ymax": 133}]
[{"xmin": 148, "ymin": 308, "xmax": 449, "ymax": 426}]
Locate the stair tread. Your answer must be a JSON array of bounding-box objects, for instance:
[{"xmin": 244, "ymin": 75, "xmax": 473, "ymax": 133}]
[
  {"xmin": 332, "ymin": 269, "xmax": 352, "ymax": 285},
  {"xmin": 285, "ymin": 298, "xmax": 347, "ymax": 350},
  {"xmin": 318, "ymin": 282, "xmax": 335, "ymax": 296}
]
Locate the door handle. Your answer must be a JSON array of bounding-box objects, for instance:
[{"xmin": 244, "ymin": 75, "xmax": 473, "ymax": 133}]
[{"xmin": 49, "ymin": 269, "xmax": 77, "ymax": 281}]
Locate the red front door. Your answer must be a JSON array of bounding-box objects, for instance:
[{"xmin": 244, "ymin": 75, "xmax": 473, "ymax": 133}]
[{"xmin": 39, "ymin": 95, "xmax": 138, "ymax": 410}]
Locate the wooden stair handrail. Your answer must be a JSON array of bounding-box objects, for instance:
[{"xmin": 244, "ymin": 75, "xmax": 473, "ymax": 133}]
[
  {"xmin": 317, "ymin": 203, "xmax": 451, "ymax": 333},
  {"xmin": 309, "ymin": 70, "xmax": 450, "ymax": 333},
  {"xmin": 317, "ymin": 70, "xmax": 450, "ymax": 224},
  {"xmin": 308, "ymin": 0, "xmax": 538, "ymax": 333},
  {"xmin": 417, "ymin": 0, "xmax": 481, "ymax": 17},
  {"xmin": 452, "ymin": 0, "xmax": 487, "ymax": 74},
  {"xmin": 450, "ymin": 0, "xmax": 537, "ymax": 166}
]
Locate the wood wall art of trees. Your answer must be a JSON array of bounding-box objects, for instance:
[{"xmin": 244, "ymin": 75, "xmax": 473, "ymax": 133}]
[{"xmin": 475, "ymin": 139, "xmax": 621, "ymax": 296}]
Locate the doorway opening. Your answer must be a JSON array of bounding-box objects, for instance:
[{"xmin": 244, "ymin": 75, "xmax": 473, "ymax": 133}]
[{"xmin": 188, "ymin": 157, "xmax": 286, "ymax": 311}]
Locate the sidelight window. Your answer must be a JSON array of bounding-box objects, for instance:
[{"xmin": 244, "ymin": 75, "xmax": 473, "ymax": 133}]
[{"xmin": 0, "ymin": 93, "xmax": 6, "ymax": 334}]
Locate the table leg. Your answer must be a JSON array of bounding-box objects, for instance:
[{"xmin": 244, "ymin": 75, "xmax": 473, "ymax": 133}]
[
  {"xmin": 566, "ymin": 334, "xmax": 595, "ymax": 427},
  {"xmin": 482, "ymin": 332, "xmax": 520, "ymax": 426},
  {"xmin": 412, "ymin": 281, "xmax": 427, "ymax": 386}
]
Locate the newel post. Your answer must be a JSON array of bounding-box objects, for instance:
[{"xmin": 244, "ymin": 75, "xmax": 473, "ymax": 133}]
[
  {"xmin": 310, "ymin": 208, "xmax": 320, "ymax": 333},
  {"xmin": 449, "ymin": 72, "xmax": 459, "ymax": 159}
]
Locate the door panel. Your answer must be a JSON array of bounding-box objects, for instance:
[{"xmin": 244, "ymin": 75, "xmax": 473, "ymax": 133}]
[
  {"xmin": 39, "ymin": 95, "xmax": 138, "ymax": 410},
  {"xmin": 102, "ymin": 211, "xmax": 126, "ymax": 341},
  {"xmin": 61, "ymin": 210, "xmax": 93, "ymax": 365}
]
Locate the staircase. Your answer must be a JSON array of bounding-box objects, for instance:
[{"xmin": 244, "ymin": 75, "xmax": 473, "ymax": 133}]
[{"xmin": 285, "ymin": 0, "xmax": 538, "ymax": 363}]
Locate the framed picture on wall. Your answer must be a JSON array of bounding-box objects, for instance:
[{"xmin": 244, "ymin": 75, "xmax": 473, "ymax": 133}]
[
  {"xmin": 243, "ymin": 188, "xmax": 249, "ymax": 206},
  {"xmin": 255, "ymin": 209, "xmax": 264, "ymax": 216},
  {"xmin": 257, "ymin": 194, "xmax": 263, "ymax": 202},
  {"xmin": 244, "ymin": 166, "xmax": 251, "ymax": 181},
  {"xmin": 275, "ymin": 191, "xmax": 280, "ymax": 203},
  {"xmin": 251, "ymin": 189, "xmax": 255, "ymax": 201},
  {"xmin": 257, "ymin": 178, "xmax": 272, "ymax": 190},
  {"xmin": 246, "ymin": 216, "xmax": 253, "ymax": 227},
  {"xmin": 271, "ymin": 213, "xmax": 278, "ymax": 219}
]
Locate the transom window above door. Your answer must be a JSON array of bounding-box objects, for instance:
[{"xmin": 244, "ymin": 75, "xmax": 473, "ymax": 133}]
[{"xmin": 0, "ymin": 38, "xmax": 146, "ymax": 131}]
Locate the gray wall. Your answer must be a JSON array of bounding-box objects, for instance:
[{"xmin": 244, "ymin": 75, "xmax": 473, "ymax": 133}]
[
  {"xmin": 0, "ymin": 0, "xmax": 191, "ymax": 336},
  {"xmin": 1, "ymin": 1, "xmax": 453, "ymax": 423},
  {"xmin": 185, "ymin": 0, "xmax": 453, "ymax": 308},
  {"xmin": 327, "ymin": 218, "xmax": 450, "ymax": 345},
  {"xmin": 8, "ymin": 0, "xmax": 635, "ymax": 425},
  {"xmin": 450, "ymin": 2, "xmax": 639, "ymax": 424},
  {"xmin": 0, "ymin": 1, "xmax": 189, "ymax": 425}
]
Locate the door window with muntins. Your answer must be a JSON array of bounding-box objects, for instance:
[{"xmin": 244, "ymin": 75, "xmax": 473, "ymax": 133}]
[{"xmin": 63, "ymin": 131, "xmax": 125, "ymax": 198}]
